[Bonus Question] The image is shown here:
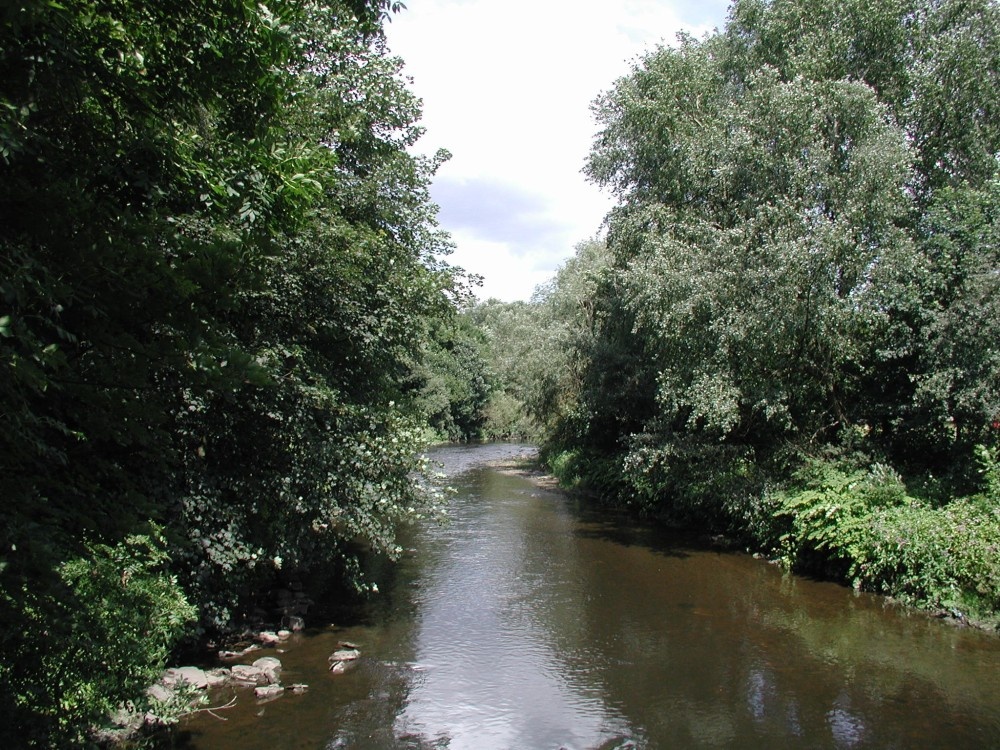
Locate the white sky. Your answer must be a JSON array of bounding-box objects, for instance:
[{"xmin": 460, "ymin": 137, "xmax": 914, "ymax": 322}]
[{"xmin": 384, "ymin": 0, "xmax": 731, "ymax": 301}]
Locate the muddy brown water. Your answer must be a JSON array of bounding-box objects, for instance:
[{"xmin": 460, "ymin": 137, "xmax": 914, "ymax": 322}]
[{"xmin": 176, "ymin": 443, "xmax": 1000, "ymax": 749}]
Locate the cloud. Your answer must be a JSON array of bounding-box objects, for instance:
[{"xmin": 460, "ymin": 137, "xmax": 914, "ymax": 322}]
[
  {"xmin": 446, "ymin": 231, "xmax": 557, "ymax": 302},
  {"xmin": 386, "ymin": 0, "xmax": 729, "ymax": 300},
  {"xmin": 431, "ymin": 177, "xmax": 566, "ymax": 251}
]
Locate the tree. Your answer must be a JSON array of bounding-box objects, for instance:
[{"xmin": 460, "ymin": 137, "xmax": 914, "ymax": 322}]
[
  {"xmin": 1, "ymin": 0, "xmax": 458, "ymax": 742},
  {"xmin": 464, "ymin": 239, "xmax": 610, "ymax": 442},
  {"xmin": 404, "ymin": 313, "xmax": 493, "ymax": 442},
  {"xmin": 567, "ymin": 0, "xmax": 1000, "ymax": 522}
]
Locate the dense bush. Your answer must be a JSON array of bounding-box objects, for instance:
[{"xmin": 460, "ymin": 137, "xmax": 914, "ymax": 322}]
[
  {"xmin": 858, "ymin": 498, "xmax": 1000, "ymax": 623},
  {"xmin": 0, "ymin": 533, "xmax": 195, "ymax": 747},
  {"xmin": 766, "ymin": 454, "xmax": 1000, "ymax": 626}
]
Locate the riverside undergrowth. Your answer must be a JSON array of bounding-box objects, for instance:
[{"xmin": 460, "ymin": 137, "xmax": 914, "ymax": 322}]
[{"xmin": 768, "ymin": 453, "xmax": 1000, "ymax": 629}]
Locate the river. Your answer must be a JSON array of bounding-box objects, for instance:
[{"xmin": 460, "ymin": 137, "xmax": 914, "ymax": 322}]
[{"xmin": 176, "ymin": 443, "xmax": 1000, "ymax": 749}]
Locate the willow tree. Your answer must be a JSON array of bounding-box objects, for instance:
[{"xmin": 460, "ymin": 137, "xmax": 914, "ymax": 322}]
[{"xmin": 569, "ymin": 0, "xmax": 1000, "ymax": 520}]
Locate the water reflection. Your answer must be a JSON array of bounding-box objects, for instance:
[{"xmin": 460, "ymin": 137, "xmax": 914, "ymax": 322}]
[
  {"xmin": 391, "ymin": 468, "xmax": 634, "ymax": 749},
  {"xmin": 179, "ymin": 446, "xmax": 1000, "ymax": 750}
]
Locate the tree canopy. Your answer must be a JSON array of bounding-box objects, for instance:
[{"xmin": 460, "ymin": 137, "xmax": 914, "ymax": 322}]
[
  {"xmin": 537, "ymin": 0, "xmax": 1000, "ymax": 623},
  {"xmin": 0, "ymin": 0, "xmax": 461, "ymax": 743}
]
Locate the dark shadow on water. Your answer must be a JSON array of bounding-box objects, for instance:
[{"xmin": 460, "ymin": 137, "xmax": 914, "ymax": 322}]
[
  {"xmin": 564, "ymin": 497, "xmax": 708, "ymax": 560},
  {"xmin": 571, "ymin": 519, "xmax": 695, "ymax": 560}
]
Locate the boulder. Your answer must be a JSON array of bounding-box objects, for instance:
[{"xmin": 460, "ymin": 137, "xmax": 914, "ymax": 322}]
[
  {"xmin": 231, "ymin": 664, "xmax": 266, "ymax": 685},
  {"xmin": 162, "ymin": 666, "xmax": 208, "ymax": 690},
  {"xmin": 205, "ymin": 668, "xmax": 231, "ymax": 688},
  {"xmin": 258, "ymin": 631, "xmax": 282, "ymax": 645},
  {"xmin": 252, "ymin": 656, "xmax": 282, "ymax": 685},
  {"xmin": 329, "ymin": 649, "xmax": 360, "ymax": 663}
]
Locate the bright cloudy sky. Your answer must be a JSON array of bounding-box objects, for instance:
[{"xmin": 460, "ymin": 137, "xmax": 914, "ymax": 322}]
[{"xmin": 384, "ymin": 0, "xmax": 731, "ymax": 301}]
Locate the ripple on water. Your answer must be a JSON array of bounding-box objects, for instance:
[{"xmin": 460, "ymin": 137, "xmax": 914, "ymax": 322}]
[{"xmin": 179, "ymin": 445, "xmax": 1000, "ymax": 750}]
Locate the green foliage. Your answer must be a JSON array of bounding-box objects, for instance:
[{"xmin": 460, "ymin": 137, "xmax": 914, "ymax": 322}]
[
  {"xmin": 854, "ymin": 498, "xmax": 1000, "ymax": 624},
  {"xmin": 724, "ymin": 0, "xmax": 1000, "ymax": 195},
  {"xmin": 891, "ymin": 178, "xmax": 1000, "ymax": 477},
  {"xmin": 1, "ymin": 0, "xmax": 460, "ymax": 742},
  {"xmin": 467, "ymin": 299, "xmax": 546, "ymax": 440},
  {"xmin": 770, "ymin": 458, "xmax": 910, "ymax": 571},
  {"xmin": 542, "ymin": 446, "xmax": 624, "ymax": 499},
  {"xmin": 768, "ymin": 456, "xmax": 1000, "ymax": 627},
  {"xmin": 564, "ymin": 0, "xmax": 1000, "ymax": 499},
  {"xmin": 481, "ymin": 390, "xmax": 542, "ymax": 442},
  {"xmin": 468, "ymin": 239, "xmax": 610, "ymax": 442},
  {"xmin": 621, "ymin": 435, "xmax": 765, "ymax": 527},
  {"xmin": 405, "ymin": 314, "xmax": 492, "ymax": 442},
  {"xmin": 589, "ymin": 44, "xmax": 916, "ymax": 449},
  {"xmin": 0, "ymin": 532, "xmax": 195, "ymax": 748}
]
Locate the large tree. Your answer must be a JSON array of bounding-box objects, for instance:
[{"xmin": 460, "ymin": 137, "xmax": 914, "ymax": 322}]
[
  {"xmin": 0, "ymin": 1, "xmax": 457, "ymax": 743},
  {"xmin": 567, "ymin": 0, "xmax": 1000, "ymax": 518}
]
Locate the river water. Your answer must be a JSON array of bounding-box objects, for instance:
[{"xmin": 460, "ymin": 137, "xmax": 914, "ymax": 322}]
[{"xmin": 177, "ymin": 443, "xmax": 1000, "ymax": 749}]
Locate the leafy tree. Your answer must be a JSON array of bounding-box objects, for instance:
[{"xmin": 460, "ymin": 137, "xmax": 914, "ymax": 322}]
[
  {"xmin": 1, "ymin": 0, "xmax": 458, "ymax": 742},
  {"xmin": 405, "ymin": 313, "xmax": 493, "ymax": 442},
  {"xmin": 565, "ymin": 0, "xmax": 1000, "ymax": 531},
  {"xmin": 466, "ymin": 239, "xmax": 610, "ymax": 442},
  {"xmin": 724, "ymin": 0, "xmax": 1000, "ymax": 194}
]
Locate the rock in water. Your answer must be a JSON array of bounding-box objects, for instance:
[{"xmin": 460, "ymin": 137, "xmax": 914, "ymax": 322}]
[
  {"xmin": 205, "ymin": 668, "xmax": 231, "ymax": 688},
  {"xmin": 254, "ymin": 684, "xmax": 284, "ymax": 700},
  {"xmin": 252, "ymin": 656, "xmax": 283, "ymax": 685},
  {"xmin": 329, "ymin": 649, "xmax": 360, "ymax": 662},
  {"xmin": 231, "ymin": 664, "xmax": 266, "ymax": 684}
]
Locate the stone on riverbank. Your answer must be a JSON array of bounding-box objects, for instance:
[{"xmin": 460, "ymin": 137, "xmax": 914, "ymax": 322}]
[
  {"xmin": 252, "ymin": 656, "xmax": 282, "ymax": 685},
  {"xmin": 146, "ymin": 683, "xmax": 173, "ymax": 703},
  {"xmin": 162, "ymin": 666, "xmax": 208, "ymax": 690},
  {"xmin": 205, "ymin": 668, "xmax": 231, "ymax": 688}
]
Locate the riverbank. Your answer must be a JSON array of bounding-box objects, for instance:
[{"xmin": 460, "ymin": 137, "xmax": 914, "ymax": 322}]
[
  {"xmin": 541, "ymin": 446, "xmax": 1000, "ymax": 633},
  {"xmin": 485, "ymin": 455, "xmax": 562, "ymax": 490}
]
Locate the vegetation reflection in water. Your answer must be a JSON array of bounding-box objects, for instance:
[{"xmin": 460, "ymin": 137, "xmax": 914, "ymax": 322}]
[{"xmin": 179, "ymin": 445, "xmax": 1000, "ymax": 750}]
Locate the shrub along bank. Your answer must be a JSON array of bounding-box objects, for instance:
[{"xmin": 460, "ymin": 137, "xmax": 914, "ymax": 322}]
[{"xmin": 543, "ymin": 443, "xmax": 1000, "ymax": 630}]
